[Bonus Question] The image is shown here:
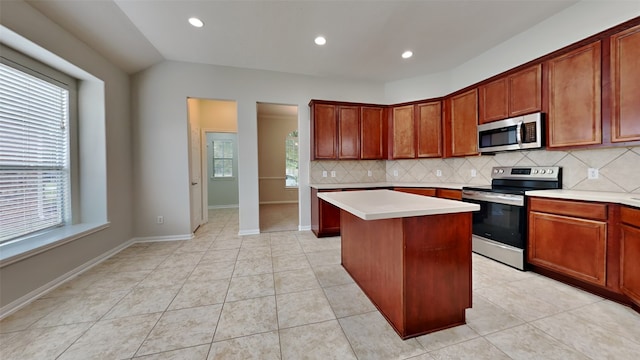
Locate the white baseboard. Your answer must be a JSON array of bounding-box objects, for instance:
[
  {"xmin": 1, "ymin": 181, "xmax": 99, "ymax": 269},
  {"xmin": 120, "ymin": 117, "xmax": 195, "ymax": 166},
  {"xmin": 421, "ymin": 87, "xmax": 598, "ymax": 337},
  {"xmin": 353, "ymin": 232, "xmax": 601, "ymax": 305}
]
[
  {"xmin": 0, "ymin": 238, "xmax": 135, "ymax": 319},
  {"xmin": 238, "ymin": 229, "xmax": 260, "ymax": 236},
  {"xmin": 259, "ymin": 201, "xmax": 299, "ymax": 205},
  {"xmin": 131, "ymin": 234, "xmax": 194, "ymax": 243},
  {"xmin": 208, "ymin": 204, "xmax": 239, "ymax": 209},
  {"xmin": 298, "ymin": 225, "xmax": 311, "ymax": 231}
]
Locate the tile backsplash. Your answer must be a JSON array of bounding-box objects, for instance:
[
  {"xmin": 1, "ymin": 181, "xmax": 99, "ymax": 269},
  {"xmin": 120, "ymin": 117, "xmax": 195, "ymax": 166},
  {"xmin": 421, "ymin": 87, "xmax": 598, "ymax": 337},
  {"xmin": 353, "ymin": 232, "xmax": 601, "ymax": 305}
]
[{"xmin": 310, "ymin": 146, "xmax": 640, "ymax": 194}]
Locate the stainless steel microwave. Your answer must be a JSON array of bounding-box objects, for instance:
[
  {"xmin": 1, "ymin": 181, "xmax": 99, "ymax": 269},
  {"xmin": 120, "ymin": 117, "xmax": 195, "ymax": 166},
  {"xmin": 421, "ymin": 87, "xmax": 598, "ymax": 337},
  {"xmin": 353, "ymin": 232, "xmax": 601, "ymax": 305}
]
[{"xmin": 477, "ymin": 113, "xmax": 544, "ymax": 153}]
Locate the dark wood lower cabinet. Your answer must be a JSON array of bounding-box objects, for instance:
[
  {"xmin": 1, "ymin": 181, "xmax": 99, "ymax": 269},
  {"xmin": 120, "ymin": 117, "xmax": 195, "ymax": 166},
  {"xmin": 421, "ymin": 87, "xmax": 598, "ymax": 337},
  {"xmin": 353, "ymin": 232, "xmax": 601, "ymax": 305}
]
[
  {"xmin": 528, "ymin": 197, "xmax": 640, "ymax": 313},
  {"xmin": 620, "ymin": 207, "xmax": 640, "ymax": 308},
  {"xmin": 311, "ymin": 188, "xmax": 341, "ymax": 237},
  {"xmin": 341, "ymin": 210, "xmax": 472, "ymax": 338}
]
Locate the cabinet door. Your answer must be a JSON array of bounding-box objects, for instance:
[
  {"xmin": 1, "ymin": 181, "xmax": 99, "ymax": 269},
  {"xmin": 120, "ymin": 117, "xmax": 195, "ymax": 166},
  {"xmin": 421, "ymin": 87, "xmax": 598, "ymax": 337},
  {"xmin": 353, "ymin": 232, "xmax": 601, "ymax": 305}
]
[
  {"xmin": 479, "ymin": 78, "xmax": 508, "ymax": 124},
  {"xmin": 312, "ymin": 103, "xmax": 337, "ymax": 159},
  {"xmin": 391, "ymin": 105, "xmax": 416, "ymax": 159},
  {"xmin": 528, "ymin": 211, "xmax": 607, "ymax": 286},
  {"xmin": 416, "ymin": 101, "xmax": 442, "ymax": 158},
  {"xmin": 547, "ymin": 42, "xmax": 602, "ymax": 147},
  {"xmin": 445, "ymin": 89, "xmax": 478, "ymax": 157},
  {"xmin": 338, "ymin": 106, "xmax": 360, "ymax": 159},
  {"xmin": 509, "ymin": 64, "xmax": 542, "ymax": 116},
  {"xmin": 610, "ymin": 24, "xmax": 640, "ymax": 142},
  {"xmin": 361, "ymin": 106, "xmax": 385, "ymax": 159},
  {"xmin": 620, "ymin": 224, "xmax": 640, "ymax": 306}
]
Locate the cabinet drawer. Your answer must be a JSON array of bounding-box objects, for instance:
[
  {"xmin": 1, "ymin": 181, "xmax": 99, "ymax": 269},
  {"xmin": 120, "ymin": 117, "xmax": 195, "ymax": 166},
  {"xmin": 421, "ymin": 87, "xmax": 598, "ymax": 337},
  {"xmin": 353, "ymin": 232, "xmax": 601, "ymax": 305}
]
[
  {"xmin": 437, "ymin": 188, "xmax": 462, "ymax": 200},
  {"xmin": 621, "ymin": 206, "xmax": 640, "ymax": 228},
  {"xmin": 529, "ymin": 197, "xmax": 607, "ymax": 221},
  {"xmin": 394, "ymin": 188, "xmax": 436, "ymax": 197}
]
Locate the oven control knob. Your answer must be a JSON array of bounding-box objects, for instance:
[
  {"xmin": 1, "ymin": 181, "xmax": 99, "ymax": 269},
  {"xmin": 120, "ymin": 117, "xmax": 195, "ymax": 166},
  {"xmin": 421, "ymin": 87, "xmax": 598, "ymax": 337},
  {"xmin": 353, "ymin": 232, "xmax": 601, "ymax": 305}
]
[
  {"xmin": 493, "ymin": 169, "xmax": 498, "ymax": 174},
  {"xmin": 540, "ymin": 169, "xmax": 546, "ymax": 174},
  {"xmin": 498, "ymin": 169, "xmax": 504, "ymax": 174},
  {"xmin": 547, "ymin": 169, "xmax": 553, "ymax": 174},
  {"xmin": 532, "ymin": 169, "xmax": 539, "ymax": 174}
]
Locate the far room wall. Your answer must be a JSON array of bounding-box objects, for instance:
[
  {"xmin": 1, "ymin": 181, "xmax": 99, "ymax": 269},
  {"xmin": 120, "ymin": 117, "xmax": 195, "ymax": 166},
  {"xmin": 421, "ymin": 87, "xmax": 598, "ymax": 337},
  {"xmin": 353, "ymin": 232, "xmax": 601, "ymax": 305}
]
[{"xmin": 258, "ymin": 111, "xmax": 298, "ymax": 204}]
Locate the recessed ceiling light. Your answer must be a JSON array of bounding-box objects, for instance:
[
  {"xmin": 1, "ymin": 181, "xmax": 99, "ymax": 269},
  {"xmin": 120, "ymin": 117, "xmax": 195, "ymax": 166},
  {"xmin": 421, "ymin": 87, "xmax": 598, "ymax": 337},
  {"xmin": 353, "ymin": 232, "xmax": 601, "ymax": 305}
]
[
  {"xmin": 314, "ymin": 36, "xmax": 327, "ymax": 46},
  {"xmin": 402, "ymin": 50, "xmax": 413, "ymax": 59},
  {"xmin": 188, "ymin": 17, "xmax": 204, "ymax": 28}
]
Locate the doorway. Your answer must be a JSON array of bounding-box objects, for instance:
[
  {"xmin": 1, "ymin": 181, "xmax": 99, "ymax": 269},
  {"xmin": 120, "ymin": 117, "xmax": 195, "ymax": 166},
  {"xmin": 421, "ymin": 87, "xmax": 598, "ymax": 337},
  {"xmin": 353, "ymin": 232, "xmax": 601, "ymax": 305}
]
[
  {"xmin": 187, "ymin": 98, "xmax": 238, "ymax": 231},
  {"xmin": 257, "ymin": 102, "xmax": 299, "ymax": 232}
]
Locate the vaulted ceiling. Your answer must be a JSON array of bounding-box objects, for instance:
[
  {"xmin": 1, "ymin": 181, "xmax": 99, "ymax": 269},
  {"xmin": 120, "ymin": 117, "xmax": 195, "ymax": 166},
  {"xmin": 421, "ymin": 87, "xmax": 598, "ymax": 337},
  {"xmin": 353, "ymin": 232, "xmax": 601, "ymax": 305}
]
[{"xmin": 25, "ymin": 0, "xmax": 580, "ymax": 82}]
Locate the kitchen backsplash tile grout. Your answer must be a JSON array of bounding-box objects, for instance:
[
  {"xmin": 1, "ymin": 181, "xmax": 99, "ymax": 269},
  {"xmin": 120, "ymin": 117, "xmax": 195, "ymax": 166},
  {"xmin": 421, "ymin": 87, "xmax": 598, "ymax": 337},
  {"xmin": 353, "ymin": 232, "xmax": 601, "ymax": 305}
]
[{"xmin": 310, "ymin": 146, "xmax": 640, "ymax": 194}]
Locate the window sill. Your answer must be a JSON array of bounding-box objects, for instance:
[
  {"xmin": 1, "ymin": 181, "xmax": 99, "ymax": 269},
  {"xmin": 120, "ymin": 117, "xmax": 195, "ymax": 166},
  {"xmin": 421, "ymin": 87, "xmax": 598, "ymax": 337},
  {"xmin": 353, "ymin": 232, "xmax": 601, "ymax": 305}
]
[{"xmin": 0, "ymin": 222, "xmax": 110, "ymax": 267}]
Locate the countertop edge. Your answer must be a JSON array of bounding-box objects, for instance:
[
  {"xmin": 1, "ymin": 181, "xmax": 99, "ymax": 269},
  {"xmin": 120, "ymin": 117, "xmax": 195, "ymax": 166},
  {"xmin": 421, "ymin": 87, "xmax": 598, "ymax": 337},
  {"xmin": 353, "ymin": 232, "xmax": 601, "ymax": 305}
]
[
  {"xmin": 318, "ymin": 190, "xmax": 479, "ymax": 220},
  {"xmin": 526, "ymin": 190, "xmax": 640, "ymax": 208},
  {"xmin": 309, "ymin": 182, "xmax": 469, "ymax": 190}
]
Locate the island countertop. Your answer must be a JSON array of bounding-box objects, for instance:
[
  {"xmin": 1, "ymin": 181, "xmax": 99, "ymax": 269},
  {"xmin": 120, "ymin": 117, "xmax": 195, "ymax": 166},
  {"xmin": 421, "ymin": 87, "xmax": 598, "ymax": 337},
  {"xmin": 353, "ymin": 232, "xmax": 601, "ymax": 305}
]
[{"xmin": 318, "ymin": 189, "xmax": 479, "ymax": 220}]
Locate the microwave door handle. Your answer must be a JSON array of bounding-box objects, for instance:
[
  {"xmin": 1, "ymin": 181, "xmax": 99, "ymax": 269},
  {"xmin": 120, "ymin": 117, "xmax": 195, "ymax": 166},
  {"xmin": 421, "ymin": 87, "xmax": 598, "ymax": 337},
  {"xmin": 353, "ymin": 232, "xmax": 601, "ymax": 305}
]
[{"xmin": 516, "ymin": 121, "xmax": 524, "ymax": 145}]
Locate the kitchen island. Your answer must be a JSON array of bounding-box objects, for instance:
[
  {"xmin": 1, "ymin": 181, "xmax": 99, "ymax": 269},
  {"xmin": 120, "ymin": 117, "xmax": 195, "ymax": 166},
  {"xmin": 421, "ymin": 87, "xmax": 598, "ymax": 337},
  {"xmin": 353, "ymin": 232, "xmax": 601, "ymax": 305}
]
[{"xmin": 318, "ymin": 189, "xmax": 479, "ymax": 339}]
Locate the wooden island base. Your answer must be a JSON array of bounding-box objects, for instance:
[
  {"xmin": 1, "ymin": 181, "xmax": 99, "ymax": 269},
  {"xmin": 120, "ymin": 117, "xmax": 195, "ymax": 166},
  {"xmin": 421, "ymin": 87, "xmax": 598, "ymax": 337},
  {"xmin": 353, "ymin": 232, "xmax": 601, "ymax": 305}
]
[{"xmin": 340, "ymin": 210, "xmax": 472, "ymax": 339}]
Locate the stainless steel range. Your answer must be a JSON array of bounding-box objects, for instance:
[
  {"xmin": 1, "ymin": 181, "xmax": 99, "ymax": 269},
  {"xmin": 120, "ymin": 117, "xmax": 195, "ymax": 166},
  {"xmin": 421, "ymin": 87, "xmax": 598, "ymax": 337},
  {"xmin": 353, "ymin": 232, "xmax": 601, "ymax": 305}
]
[{"xmin": 462, "ymin": 166, "xmax": 562, "ymax": 270}]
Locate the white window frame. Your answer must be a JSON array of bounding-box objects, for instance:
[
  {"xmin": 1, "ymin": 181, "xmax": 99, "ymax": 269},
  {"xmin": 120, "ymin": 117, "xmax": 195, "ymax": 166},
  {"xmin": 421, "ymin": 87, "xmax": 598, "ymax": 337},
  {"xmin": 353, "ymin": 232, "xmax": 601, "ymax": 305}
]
[
  {"xmin": 212, "ymin": 139, "xmax": 234, "ymax": 179},
  {"xmin": 1, "ymin": 45, "xmax": 78, "ymax": 245}
]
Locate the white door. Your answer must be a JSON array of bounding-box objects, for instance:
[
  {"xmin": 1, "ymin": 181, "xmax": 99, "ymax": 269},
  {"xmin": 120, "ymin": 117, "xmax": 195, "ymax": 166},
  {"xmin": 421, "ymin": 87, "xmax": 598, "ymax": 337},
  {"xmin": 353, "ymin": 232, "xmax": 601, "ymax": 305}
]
[{"xmin": 188, "ymin": 114, "xmax": 203, "ymax": 232}]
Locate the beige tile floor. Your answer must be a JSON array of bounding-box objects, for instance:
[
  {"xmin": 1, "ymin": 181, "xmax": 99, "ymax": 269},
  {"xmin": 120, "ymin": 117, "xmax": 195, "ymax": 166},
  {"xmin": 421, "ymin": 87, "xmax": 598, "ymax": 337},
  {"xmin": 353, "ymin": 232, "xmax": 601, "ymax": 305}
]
[
  {"xmin": 2, "ymin": 208, "xmax": 640, "ymax": 359},
  {"xmin": 260, "ymin": 203, "xmax": 299, "ymax": 233}
]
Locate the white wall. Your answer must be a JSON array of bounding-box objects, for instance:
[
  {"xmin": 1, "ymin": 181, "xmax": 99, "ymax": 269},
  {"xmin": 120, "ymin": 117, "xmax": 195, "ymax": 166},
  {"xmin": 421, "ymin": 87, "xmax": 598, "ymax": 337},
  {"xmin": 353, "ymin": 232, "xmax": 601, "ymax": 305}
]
[
  {"xmin": 385, "ymin": 1, "xmax": 640, "ymax": 103},
  {"xmin": 131, "ymin": 61, "xmax": 385, "ymax": 236},
  {"xmin": 0, "ymin": 1, "xmax": 133, "ymax": 308}
]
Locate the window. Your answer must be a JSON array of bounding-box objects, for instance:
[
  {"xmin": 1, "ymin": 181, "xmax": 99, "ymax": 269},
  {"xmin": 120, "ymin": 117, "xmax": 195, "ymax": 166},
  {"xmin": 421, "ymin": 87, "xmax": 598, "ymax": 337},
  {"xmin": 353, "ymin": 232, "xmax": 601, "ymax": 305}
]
[
  {"xmin": 285, "ymin": 130, "xmax": 298, "ymax": 188},
  {"xmin": 212, "ymin": 140, "xmax": 233, "ymax": 177},
  {"xmin": 0, "ymin": 59, "xmax": 71, "ymax": 244}
]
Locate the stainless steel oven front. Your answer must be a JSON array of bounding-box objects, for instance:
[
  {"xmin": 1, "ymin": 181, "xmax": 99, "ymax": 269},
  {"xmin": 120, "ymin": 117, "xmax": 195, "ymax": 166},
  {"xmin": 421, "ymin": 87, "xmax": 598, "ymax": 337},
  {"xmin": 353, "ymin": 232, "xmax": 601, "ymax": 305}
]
[{"xmin": 462, "ymin": 189, "xmax": 527, "ymax": 270}]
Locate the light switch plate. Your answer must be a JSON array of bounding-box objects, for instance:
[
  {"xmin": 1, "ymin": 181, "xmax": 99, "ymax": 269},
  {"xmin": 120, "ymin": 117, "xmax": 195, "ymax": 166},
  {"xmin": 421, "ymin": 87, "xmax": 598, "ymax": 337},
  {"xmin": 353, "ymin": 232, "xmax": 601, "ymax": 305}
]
[
  {"xmin": 322, "ymin": 171, "xmax": 327, "ymax": 177},
  {"xmin": 331, "ymin": 170, "xmax": 336, "ymax": 177},
  {"xmin": 588, "ymin": 168, "xmax": 599, "ymax": 179},
  {"xmin": 367, "ymin": 170, "xmax": 372, "ymax": 177},
  {"xmin": 471, "ymin": 169, "xmax": 477, "ymax": 177},
  {"xmin": 393, "ymin": 170, "xmax": 398, "ymax": 177},
  {"xmin": 436, "ymin": 170, "xmax": 442, "ymax": 177}
]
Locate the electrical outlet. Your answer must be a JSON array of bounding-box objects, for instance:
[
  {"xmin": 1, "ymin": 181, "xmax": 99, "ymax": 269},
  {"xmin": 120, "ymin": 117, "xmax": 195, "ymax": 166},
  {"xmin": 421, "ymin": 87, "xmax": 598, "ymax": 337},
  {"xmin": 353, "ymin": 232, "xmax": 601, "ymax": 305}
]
[
  {"xmin": 588, "ymin": 168, "xmax": 599, "ymax": 179},
  {"xmin": 393, "ymin": 170, "xmax": 398, "ymax": 177},
  {"xmin": 471, "ymin": 169, "xmax": 477, "ymax": 177},
  {"xmin": 367, "ymin": 170, "xmax": 372, "ymax": 177},
  {"xmin": 331, "ymin": 170, "xmax": 336, "ymax": 177},
  {"xmin": 436, "ymin": 169, "xmax": 442, "ymax": 177},
  {"xmin": 156, "ymin": 216, "xmax": 164, "ymax": 224},
  {"xmin": 322, "ymin": 171, "xmax": 327, "ymax": 177}
]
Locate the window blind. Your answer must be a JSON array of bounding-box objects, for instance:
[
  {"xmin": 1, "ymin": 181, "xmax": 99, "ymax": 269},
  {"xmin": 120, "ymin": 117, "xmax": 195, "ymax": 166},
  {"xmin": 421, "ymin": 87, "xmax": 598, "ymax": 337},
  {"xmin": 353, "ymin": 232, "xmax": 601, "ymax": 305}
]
[{"xmin": 0, "ymin": 62, "xmax": 70, "ymax": 243}]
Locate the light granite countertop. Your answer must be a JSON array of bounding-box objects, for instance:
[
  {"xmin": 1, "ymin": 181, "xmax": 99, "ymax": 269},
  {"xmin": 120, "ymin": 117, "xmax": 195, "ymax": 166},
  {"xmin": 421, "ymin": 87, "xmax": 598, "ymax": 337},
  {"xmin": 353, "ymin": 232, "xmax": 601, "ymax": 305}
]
[
  {"xmin": 317, "ymin": 189, "xmax": 479, "ymax": 220},
  {"xmin": 526, "ymin": 189, "xmax": 640, "ymax": 208},
  {"xmin": 309, "ymin": 182, "xmax": 469, "ymax": 190}
]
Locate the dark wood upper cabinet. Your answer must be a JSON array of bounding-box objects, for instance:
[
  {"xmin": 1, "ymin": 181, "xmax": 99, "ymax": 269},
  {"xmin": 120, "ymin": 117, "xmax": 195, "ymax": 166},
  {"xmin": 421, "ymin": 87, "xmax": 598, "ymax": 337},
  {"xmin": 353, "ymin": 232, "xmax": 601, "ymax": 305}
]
[
  {"xmin": 479, "ymin": 64, "xmax": 541, "ymax": 124},
  {"xmin": 360, "ymin": 106, "xmax": 385, "ymax": 159},
  {"xmin": 338, "ymin": 106, "xmax": 360, "ymax": 159},
  {"xmin": 310, "ymin": 102, "xmax": 337, "ymax": 160},
  {"xmin": 547, "ymin": 41, "xmax": 602, "ymax": 148},
  {"xmin": 416, "ymin": 101, "xmax": 442, "ymax": 158},
  {"xmin": 391, "ymin": 105, "xmax": 416, "ymax": 159},
  {"xmin": 509, "ymin": 64, "xmax": 542, "ymax": 117},
  {"xmin": 610, "ymin": 24, "xmax": 640, "ymax": 143},
  {"xmin": 444, "ymin": 89, "xmax": 478, "ymax": 157},
  {"xmin": 478, "ymin": 78, "xmax": 508, "ymax": 124}
]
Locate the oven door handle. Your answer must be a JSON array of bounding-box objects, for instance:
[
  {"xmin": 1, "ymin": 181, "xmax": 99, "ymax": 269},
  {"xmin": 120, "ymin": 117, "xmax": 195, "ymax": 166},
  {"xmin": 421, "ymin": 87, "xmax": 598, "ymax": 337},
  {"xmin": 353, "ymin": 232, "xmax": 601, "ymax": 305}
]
[{"xmin": 462, "ymin": 191, "xmax": 524, "ymax": 206}]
